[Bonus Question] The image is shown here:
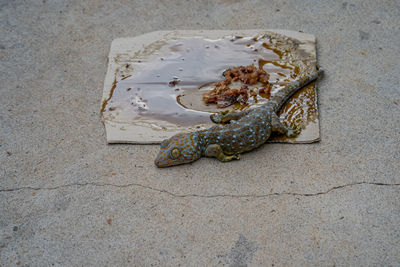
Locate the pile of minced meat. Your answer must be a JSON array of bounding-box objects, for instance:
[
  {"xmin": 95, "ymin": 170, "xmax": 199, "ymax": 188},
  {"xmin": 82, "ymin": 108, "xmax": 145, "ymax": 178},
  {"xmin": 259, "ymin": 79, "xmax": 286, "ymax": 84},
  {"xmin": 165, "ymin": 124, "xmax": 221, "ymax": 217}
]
[{"xmin": 203, "ymin": 64, "xmax": 272, "ymax": 108}]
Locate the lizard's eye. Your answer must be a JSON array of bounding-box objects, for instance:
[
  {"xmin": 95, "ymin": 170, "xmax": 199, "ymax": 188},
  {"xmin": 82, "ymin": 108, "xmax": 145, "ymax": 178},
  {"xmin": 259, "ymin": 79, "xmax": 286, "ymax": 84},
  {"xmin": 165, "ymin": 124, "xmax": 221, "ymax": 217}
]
[{"xmin": 170, "ymin": 148, "xmax": 180, "ymax": 159}]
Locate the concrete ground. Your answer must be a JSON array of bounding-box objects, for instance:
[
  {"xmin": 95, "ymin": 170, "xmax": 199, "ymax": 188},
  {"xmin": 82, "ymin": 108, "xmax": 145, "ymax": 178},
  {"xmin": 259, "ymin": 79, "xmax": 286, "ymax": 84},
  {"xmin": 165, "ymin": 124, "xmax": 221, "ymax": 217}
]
[{"xmin": 1, "ymin": 0, "xmax": 399, "ymax": 266}]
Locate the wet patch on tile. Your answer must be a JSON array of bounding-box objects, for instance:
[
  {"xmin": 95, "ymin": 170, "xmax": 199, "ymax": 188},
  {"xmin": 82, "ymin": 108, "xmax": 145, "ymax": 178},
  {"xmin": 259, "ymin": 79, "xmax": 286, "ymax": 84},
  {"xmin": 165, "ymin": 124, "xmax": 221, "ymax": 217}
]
[{"xmin": 101, "ymin": 30, "xmax": 320, "ymax": 144}]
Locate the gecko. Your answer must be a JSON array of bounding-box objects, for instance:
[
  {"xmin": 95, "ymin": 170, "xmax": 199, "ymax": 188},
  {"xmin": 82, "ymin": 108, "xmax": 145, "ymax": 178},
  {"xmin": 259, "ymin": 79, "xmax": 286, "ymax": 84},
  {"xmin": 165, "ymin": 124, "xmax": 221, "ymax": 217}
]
[{"xmin": 154, "ymin": 68, "xmax": 323, "ymax": 167}]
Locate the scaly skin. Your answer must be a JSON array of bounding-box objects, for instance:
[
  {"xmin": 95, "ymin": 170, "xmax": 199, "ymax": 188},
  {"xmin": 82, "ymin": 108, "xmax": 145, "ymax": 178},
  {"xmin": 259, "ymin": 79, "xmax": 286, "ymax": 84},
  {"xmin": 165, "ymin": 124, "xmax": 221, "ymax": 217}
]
[{"xmin": 155, "ymin": 69, "xmax": 323, "ymax": 167}]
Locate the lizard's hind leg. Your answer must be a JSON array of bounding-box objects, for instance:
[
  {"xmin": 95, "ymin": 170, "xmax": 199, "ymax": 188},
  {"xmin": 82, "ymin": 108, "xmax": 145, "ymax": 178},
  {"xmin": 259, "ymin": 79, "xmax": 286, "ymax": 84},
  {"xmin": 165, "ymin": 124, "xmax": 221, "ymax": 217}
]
[
  {"xmin": 205, "ymin": 144, "xmax": 240, "ymax": 162},
  {"xmin": 210, "ymin": 110, "xmax": 249, "ymax": 123},
  {"xmin": 270, "ymin": 113, "xmax": 300, "ymax": 138}
]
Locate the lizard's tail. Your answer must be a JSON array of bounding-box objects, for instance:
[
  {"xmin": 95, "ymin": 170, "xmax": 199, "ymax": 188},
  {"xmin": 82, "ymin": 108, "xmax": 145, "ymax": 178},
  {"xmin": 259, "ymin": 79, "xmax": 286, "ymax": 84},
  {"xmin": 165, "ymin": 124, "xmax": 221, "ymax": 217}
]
[{"xmin": 271, "ymin": 68, "xmax": 324, "ymax": 113}]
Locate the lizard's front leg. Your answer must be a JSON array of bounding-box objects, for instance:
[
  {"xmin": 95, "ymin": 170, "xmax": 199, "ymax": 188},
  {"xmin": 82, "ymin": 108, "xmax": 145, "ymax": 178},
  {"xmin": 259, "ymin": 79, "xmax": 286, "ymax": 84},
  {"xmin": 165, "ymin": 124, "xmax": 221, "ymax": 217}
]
[
  {"xmin": 204, "ymin": 144, "xmax": 240, "ymax": 162},
  {"xmin": 210, "ymin": 110, "xmax": 249, "ymax": 124},
  {"xmin": 270, "ymin": 113, "xmax": 300, "ymax": 138}
]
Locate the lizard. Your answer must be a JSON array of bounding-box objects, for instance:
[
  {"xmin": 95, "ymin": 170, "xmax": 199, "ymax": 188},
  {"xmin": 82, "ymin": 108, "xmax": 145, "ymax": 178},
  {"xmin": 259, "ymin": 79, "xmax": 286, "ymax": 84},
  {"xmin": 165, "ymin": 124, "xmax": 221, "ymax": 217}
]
[{"xmin": 154, "ymin": 68, "xmax": 323, "ymax": 167}]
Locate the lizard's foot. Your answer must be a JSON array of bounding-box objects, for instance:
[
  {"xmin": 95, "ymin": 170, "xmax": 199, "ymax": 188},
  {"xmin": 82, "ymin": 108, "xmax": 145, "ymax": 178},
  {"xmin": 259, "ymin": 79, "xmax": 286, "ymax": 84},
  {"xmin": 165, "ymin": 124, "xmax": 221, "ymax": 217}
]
[
  {"xmin": 210, "ymin": 111, "xmax": 230, "ymax": 123},
  {"xmin": 205, "ymin": 144, "xmax": 240, "ymax": 162},
  {"xmin": 210, "ymin": 113, "xmax": 222, "ymax": 123},
  {"xmin": 271, "ymin": 113, "xmax": 301, "ymax": 138},
  {"xmin": 221, "ymin": 154, "xmax": 240, "ymax": 162},
  {"xmin": 231, "ymin": 154, "xmax": 240, "ymax": 160},
  {"xmin": 286, "ymin": 124, "xmax": 301, "ymax": 138}
]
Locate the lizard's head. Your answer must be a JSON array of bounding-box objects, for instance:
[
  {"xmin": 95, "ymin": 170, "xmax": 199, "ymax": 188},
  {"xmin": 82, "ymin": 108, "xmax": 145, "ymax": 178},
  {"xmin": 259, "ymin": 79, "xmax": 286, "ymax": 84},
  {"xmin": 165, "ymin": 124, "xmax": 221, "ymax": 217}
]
[{"xmin": 155, "ymin": 133, "xmax": 201, "ymax": 168}]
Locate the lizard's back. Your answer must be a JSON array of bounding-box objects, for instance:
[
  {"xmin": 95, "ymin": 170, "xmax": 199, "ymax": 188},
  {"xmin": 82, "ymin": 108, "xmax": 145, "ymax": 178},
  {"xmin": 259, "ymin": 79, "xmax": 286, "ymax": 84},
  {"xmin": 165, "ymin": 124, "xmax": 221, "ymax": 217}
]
[
  {"xmin": 200, "ymin": 105, "xmax": 274, "ymax": 155},
  {"xmin": 199, "ymin": 69, "xmax": 323, "ymax": 156}
]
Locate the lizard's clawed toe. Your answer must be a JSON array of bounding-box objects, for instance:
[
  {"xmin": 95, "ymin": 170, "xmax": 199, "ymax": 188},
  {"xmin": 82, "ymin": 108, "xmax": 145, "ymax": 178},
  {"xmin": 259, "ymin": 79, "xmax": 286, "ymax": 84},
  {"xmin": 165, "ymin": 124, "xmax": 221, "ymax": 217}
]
[
  {"xmin": 210, "ymin": 113, "xmax": 222, "ymax": 123},
  {"xmin": 287, "ymin": 124, "xmax": 301, "ymax": 137}
]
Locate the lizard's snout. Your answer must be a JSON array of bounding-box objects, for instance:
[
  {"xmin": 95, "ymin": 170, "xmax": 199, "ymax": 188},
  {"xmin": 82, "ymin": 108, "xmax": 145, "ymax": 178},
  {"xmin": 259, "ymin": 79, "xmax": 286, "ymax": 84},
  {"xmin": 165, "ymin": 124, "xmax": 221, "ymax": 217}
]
[
  {"xmin": 154, "ymin": 157, "xmax": 162, "ymax": 168},
  {"xmin": 154, "ymin": 155, "xmax": 168, "ymax": 168}
]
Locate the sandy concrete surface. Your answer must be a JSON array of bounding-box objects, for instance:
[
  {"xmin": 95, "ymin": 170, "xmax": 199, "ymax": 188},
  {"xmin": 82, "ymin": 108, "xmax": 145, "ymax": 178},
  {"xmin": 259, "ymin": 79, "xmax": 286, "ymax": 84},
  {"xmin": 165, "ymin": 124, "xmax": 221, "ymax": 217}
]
[{"xmin": 1, "ymin": 0, "xmax": 399, "ymax": 266}]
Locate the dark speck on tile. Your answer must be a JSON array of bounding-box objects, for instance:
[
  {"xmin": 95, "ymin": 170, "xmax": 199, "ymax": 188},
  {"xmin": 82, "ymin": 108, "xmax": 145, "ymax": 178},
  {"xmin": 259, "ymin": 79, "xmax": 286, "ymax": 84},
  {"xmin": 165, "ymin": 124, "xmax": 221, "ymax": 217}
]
[
  {"xmin": 359, "ymin": 30, "xmax": 370, "ymax": 41},
  {"xmin": 11, "ymin": 43, "xmax": 24, "ymax": 49},
  {"xmin": 225, "ymin": 234, "xmax": 258, "ymax": 267}
]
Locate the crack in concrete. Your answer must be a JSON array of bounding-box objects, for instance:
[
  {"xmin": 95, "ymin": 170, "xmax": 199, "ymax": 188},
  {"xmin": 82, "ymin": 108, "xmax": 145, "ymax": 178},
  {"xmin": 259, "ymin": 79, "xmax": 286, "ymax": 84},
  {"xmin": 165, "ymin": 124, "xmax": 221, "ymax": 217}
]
[{"xmin": 0, "ymin": 181, "xmax": 399, "ymax": 198}]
